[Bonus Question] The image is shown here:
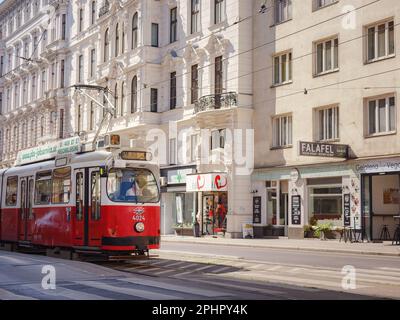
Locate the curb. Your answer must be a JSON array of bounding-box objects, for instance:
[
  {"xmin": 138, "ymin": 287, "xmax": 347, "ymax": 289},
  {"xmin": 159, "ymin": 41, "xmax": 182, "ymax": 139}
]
[{"xmin": 160, "ymin": 238, "xmax": 400, "ymax": 257}]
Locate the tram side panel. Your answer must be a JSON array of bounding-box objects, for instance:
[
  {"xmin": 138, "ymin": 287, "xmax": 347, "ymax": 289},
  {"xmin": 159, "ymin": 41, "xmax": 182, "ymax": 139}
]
[{"xmin": 0, "ymin": 177, "xmax": 19, "ymax": 242}]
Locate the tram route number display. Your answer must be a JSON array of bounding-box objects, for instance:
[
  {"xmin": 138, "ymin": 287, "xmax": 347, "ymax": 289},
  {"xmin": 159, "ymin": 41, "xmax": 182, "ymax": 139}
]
[
  {"xmin": 253, "ymin": 197, "xmax": 262, "ymax": 224},
  {"xmin": 291, "ymin": 195, "xmax": 301, "ymax": 225}
]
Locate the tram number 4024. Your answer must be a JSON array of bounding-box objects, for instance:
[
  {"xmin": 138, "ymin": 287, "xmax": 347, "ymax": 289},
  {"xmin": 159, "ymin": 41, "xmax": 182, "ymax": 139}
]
[{"xmin": 132, "ymin": 214, "xmax": 145, "ymax": 221}]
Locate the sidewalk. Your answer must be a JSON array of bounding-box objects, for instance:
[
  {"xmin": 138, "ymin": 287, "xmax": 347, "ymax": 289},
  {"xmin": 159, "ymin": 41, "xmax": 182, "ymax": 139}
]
[{"xmin": 161, "ymin": 235, "xmax": 400, "ymax": 257}]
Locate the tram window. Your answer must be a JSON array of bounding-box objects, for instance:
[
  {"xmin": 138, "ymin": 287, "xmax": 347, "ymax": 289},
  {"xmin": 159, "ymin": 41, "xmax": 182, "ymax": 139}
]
[
  {"xmin": 107, "ymin": 168, "xmax": 159, "ymax": 203},
  {"xmin": 91, "ymin": 171, "xmax": 101, "ymax": 221},
  {"xmin": 35, "ymin": 170, "xmax": 52, "ymax": 205},
  {"xmin": 52, "ymin": 167, "xmax": 71, "ymax": 204},
  {"xmin": 76, "ymin": 172, "xmax": 84, "ymax": 221},
  {"xmin": 5, "ymin": 176, "xmax": 18, "ymax": 206}
]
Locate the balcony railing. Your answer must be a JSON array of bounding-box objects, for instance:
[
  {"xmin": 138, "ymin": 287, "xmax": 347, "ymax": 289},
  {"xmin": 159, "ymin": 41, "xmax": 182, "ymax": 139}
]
[
  {"xmin": 194, "ymin": 92, "xmax": 238, "ymax": 114},
  {"xmin": 99, "ymin": 0, "xmax": 110, "ymax": 17}
]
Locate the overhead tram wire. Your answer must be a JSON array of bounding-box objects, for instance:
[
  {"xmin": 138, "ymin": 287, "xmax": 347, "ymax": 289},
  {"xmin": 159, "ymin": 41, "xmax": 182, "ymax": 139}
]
[{"xmin": 96, "ymin": 0, "xmax": 384, "ymax": 102}]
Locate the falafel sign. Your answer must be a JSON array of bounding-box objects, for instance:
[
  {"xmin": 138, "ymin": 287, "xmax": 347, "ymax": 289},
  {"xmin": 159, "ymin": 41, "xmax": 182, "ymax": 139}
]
[
  {"xmin": 299, "ymin": 141, "xmax": 348, "ymax": 159},
  {"xmin": 186, "ymin": 173, "xmax": 228, "ymax": 192}
]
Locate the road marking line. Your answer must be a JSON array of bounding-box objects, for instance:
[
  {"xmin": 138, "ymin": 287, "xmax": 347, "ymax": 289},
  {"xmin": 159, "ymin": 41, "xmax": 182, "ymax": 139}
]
[
  {"xmin": 74, "ymin": 280, "xmax": 182, "ymax": 300},
  {"xmin": 24, "ymin": 284, "xmax": 111, "ymax": 300},
  {"xmin": 0, "ymin": 288, "xmax": 37, "ymax": 300},
  {"xmin": 209, "ymin": 266, "xmax": 234, "ymax": 273},
  {"xmin": 120, "ymin": 278, "xmax": 232, "ymax": 297}
]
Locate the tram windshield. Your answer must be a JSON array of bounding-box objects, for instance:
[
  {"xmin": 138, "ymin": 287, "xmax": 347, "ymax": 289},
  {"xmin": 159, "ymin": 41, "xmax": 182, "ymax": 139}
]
[{"xmin": 107, "ymin": 168, "xmax": 159, "ymax": 203}]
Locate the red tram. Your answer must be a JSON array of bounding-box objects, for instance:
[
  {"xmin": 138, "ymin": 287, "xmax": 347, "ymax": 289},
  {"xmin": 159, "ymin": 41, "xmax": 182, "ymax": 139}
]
[{"xmin": 0, "ymin": 136, "xmax": 160, "ymax": 257}]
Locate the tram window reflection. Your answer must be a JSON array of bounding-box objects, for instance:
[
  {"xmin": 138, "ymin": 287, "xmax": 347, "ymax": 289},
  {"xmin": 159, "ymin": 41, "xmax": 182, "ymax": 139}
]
[
  {"xmin": 107, "ymin": 168, "xmax": 159, "ymax": 203},
  {"xmin": 35, "ymin": 171, "xmax": 52, "ymax": 205},
  {"xmin": 52, "ymin": 167, "xmax": 71, "ymax": 204},
  {"xmin": 5, "ymin": 176, "xmax": 18, "ymax": 206}
]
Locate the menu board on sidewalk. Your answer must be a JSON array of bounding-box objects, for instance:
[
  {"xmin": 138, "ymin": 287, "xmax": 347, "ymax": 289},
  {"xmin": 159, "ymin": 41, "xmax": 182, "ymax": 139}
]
[
  {"xmin": 343, "ymin": 193, "xmax": 351, "ymax": 226},
  {"xmin": 253, "ymin": 197, "xmax": 262, "ymax": 224},
  {"xmin": 291, "ymin": 195, "xmax": 301, "ymax": 225}
]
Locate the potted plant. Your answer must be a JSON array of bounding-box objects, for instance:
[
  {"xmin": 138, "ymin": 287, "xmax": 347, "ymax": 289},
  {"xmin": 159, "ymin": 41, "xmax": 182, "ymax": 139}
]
[
  {"xmin": 304, "ymin": 225, "xmax": 314, "ymax": 238},
  {"xmin": 313, "ymin": 223, "xmax": 334, "ymax": 240}
]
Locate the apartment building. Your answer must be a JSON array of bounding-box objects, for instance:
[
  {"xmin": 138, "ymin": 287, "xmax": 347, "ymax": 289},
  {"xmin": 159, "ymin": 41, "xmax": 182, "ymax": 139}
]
[
  {"xmin": 0, "ymin": 0, "xmax": 71, "ymax": 168},
  {"xmin": 252, "ymin": 0, "xmax": 400, "ymax": 240}
]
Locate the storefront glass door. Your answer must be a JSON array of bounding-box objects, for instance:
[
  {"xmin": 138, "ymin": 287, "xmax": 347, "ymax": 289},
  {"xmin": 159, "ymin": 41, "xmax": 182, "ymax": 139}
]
[{"xmin": 361, "ymin": 175, "xmax": 372, "ymax": 241}]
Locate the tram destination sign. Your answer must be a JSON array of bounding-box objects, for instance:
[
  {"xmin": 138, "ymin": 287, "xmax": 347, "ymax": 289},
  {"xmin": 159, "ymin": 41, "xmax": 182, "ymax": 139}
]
[
  {"xmin": 299, "ymin": 141, "xmax": 349, "ymax": 159},
  {"xmin": 16, "ymin": 137, "xmax": 81, "ymax": 166}
]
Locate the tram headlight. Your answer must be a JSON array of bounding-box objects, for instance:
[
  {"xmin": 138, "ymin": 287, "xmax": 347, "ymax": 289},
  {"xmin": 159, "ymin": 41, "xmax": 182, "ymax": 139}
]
[{"xmin": 135, "ymin": 222, "xmax": 145, "ymax": 233}]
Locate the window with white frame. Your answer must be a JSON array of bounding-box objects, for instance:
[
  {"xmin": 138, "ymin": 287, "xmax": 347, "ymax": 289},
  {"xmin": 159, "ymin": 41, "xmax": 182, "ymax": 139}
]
[
  {"xmin": 191, "ymin": 0, "xmax": 200, "ymax": 34},
  {"xmin": 273, "ymin": 51, "xmax": 292, "ymax": 85},
  {"xmin": 169, "ymin": 138, "xmax": 177, "ymax": 165},
  {"xmin": 211, "ymin": 129, "xmax": 226, "ymax": 150},
  {"xmin": 90, "ymin": 48, "xmax": 96, "ymax": 78},
  {"xmin": 367, "ymin": 95, "xmax": 396, "ymax": 135},
  {"xmin": 315, "ymin": 0, "xmax": 337, "ymax": 9},
  {"xmin": 78, "ymin": 8, "xmax": 84, "ymax": 33},
  {"xmin": 317, "ymin": 105, "xmax": 339, "ymax": 141},
  {"xmin": 316, "ymin": 37, "xmax": 338, "ymax": 75},
  {"xmin": 367, "ymin": 20, "xmax": 395, "ymax": 62},
  {"xmin": 214, "ymin": 0, "xmax": 225, "ymax": 24},
  {"xmin": 78, "ymin": 55, "xmax": 84, "ymax": 82},
  {"xmin": 272, "ymin": 114, "xmax": 292, "ymax": 147},
  {"xmin": 275, "ymin": 0, "xmax": 292, "ymax": 24}
]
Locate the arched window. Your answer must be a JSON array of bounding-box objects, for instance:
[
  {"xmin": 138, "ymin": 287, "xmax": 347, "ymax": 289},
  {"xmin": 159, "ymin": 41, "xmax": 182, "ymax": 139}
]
[
  {"xmin": 114, "ymin": 83, "xmax": 118, "ymax": 117},
  {"xmin": 131, "ymin": 76, "xmax": 137, "ymax": 113},
  {"xmin": 115, "ymin": 23, "xmax": 119, "ymax": 57},
  {"xmin": 104, "ymin": 28, "xmax": 109, "ymax": 62},
  {"xmin": 121, "ymin": 82, "xmax": 125, "ymax": 116},
  {"xmin": 132, "ymin": 13, "xmax": 138, "ymax": 49}
]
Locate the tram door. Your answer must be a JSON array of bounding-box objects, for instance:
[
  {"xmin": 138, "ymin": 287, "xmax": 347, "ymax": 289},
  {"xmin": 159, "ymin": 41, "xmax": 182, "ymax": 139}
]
[
  {"xmin": 19, "ymin": 177, "xmax": 34, "ymax": 241},
  {"xmin": 73, "ymin": 169, "xmax": 85, "ymax": 246},
  {"xmin": 74, "ymin": 168, "xmax": 102, "ymax": 247}
]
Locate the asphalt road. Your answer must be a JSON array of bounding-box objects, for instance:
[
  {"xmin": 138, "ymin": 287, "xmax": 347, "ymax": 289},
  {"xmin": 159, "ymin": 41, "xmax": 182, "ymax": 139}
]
[{"xmin": 0, "ymin": 249, "xmax": 378, "ymax": 300}]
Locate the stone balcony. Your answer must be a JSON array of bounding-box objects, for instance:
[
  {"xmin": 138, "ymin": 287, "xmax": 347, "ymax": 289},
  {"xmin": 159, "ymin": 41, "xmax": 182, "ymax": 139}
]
[{"xmin": 194, "ymin": 92, "xmax": 238, "ymax": 114}]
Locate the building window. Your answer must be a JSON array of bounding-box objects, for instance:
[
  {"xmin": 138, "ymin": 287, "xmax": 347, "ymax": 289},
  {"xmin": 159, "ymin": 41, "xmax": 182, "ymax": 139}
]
[
  {"xmin": 132, "ymin": 13, "xmax": 138, "ymax": 49},
  {"xmin": 169, "ymin": 138, "xmax": 177, "ymax": 165},
  {"xmin": 32, "ymin": 75, "xmax": 37, "ymax": 100},
  {"xmin": 367, "ymin": 20, "xmax": 395, "ymax": 62},
  {"xmin": 104, "ymin": 28, "xmax": 109, "ymax": 62},
  {"xmin": 61, "ymin": 14, "xmax": 66, "ymax": 40},
  {"xmin": 121, "ymin": 82, "xmax": 125, "ymax": 116},
  {"xmin": 59, "ymin": 109, "xmax": 64, "ymax": 139},
  {"xmin": 89, "ymin": 102, "xmax": 94, "ymax": 131},
  {"xmin": 150, "ymin": 88, "xmax": 158, "ymax": 113},
  {"xmin": 77, "ymin": 105, "xmax": 82, "ymax": 132},
  {"xmin": 115, "ymin": 23, "xmax": 119, "ymax": 57},
  {"xmin": 40, "ymin": 116, "xmax": 45, "ymax": 137},
  {"xmin": 191, "ymin": 0, "xmax": 200, "ymax": 34},
  {"xmin": 41, "ymin": 70, "xmax": 46, "ymax": 96},
  {"xmin": 78, "ymin": 55, "xmax": 84, "ymax": 82},
  {"xmin": 275, "ymin": 0, "xmax": 292, "ymax": 24},
  {"xmin": 309, "ymin": 184, "xmax": 343, "ymax": 221},
  {"xmin": 367, "ymin": 95, "xmax": 396, "ymax": 135},
  {"xmin": 317, "ymin": 105, "xmax": 339, "ymax": 141},
  {"xmin": 131, "ymin": 76, "xmax": 137, "ymax": 113},
  {"xmin": 151, "ymin": 23, "xmax": 159, "ymax": 47},
  {"xmin": 211, "ymin": 129, "xmax": 226, "ymax": 150},
  {"xmin": 78, "ymin": 8, "xmax": 84, "ymax": 32},
  {"xmin": 191, "ymin": 64, "xmax": 199, "ymax": 104},
  {"xmin": 315, "ymin": 0, "xmax": 337, "ymax": 9},
  {"xmin": 316, "ymin": 37, "xmax": 338, "ymax": 75},
  {"xmin": 60, "ymin": 59, "xmax": 65, "ymax": 88},
  {"xmin": 170, "ymin": 7, "xmax": 177, "ymax": 43},
  {"xmin": 190, "ymin": 134, "xmax": 198, "ymax": 162},
  {"xmin": 122, "ymin": 23, "xmax": 125, "ymax": 53},
  {"xmin": 91, "ymin": 1, "xmax": 96, "ymax": 25},
  {"xmin": 114, "ymin": 83, "xmax": 118, "ymax": 118},
  {"xmin": 273, "ymin": 51, "xmax": 292, "ymax": 85},
  {"xmin": 273, "ymin": 114, "xmax": 293, "ymax": 147},
  {"xmin": 170, "ymin": 72, "xmax": 177, "ymax": 109},
  {"xmin": 90, "ymin": 48, "xmax": 96, "ymax": 78},
  {"xmin": 0, "ymin": 92, "xmax": 2, "ymax": 115},
  {"xmin": 215, "ymin": 56, "xmax": 223, "ymax": 107},
  {"xmin": 215, "ymin": 0, "xmax": 224, "ymax": 24}
]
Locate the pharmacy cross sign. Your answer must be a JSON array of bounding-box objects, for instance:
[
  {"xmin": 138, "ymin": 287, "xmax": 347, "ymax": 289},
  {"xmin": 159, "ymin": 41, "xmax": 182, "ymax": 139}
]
[{"xmin": 299, "ymin": 141, "xmax": 349, "ymax": 159}]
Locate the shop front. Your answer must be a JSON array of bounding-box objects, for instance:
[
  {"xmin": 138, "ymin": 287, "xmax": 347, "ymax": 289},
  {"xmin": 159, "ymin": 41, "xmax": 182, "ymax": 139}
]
[
  {"xmin": 160, "ymin": 167, "xmax": 197, "ymax": 236},
  {"xmin": 252, "ymin": 162, "xmax": 359, "ymax": 239},
  {"xmin": 187, "ymin": 173, "xmax": 228, "ymax": 236},
  {"xmin": 355, "ymin": 158, "xmax": 400, "ymax": 242}
]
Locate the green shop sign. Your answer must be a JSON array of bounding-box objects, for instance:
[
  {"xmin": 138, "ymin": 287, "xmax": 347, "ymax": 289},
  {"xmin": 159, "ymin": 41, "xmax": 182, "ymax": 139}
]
[{"xmin": 16, "ymin": 137, "xmax": 82, "ymax": 166}]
